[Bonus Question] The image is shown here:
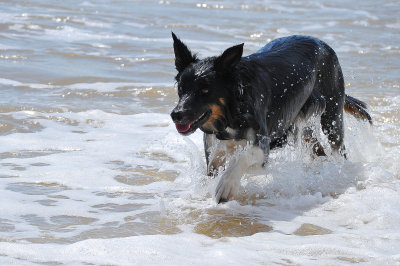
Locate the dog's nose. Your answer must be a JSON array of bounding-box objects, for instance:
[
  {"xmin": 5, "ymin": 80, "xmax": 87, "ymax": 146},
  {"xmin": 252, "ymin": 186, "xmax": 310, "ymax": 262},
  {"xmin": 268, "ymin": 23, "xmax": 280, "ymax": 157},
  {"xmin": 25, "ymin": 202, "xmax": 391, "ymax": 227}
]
[{"xmin": 170, "ymin": 109, "xmax": 183, "ymax": 122}]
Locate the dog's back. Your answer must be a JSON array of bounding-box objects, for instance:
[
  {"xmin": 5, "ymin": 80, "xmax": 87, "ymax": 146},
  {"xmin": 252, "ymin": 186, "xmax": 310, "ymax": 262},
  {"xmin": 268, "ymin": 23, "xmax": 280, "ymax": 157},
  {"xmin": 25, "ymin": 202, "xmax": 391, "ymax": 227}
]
[{"xmin": 230, "ymin": 36, "xmax": 343, "ymax": 149}]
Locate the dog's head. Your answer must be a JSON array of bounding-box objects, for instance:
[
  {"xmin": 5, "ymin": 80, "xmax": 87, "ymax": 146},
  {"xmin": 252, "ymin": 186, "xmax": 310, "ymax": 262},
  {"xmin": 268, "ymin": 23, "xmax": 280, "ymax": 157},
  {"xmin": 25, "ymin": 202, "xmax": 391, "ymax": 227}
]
[{"xmin": 170, "ymin": 32, "xmax": 243, "ymax": 135}]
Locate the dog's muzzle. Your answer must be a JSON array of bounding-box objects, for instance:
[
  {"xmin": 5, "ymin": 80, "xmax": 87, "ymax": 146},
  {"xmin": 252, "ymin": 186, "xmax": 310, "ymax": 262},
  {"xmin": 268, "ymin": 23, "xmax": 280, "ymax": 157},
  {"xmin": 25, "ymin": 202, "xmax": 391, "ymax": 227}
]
[{"xmin": 171, "ymin": 110, "xmax": 211, "ymax": 135}]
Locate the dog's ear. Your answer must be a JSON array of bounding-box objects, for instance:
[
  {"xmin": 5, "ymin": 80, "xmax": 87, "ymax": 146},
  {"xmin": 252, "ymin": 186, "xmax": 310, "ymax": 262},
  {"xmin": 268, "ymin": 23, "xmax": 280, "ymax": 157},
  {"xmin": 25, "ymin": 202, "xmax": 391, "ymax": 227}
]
[
  {"xmin": 215, "ymin": 43, "xmax": 244, "ymax": 71},
  {"xmin": 172, "ymin": 32, "xmax": 197, "ymax": 73}
]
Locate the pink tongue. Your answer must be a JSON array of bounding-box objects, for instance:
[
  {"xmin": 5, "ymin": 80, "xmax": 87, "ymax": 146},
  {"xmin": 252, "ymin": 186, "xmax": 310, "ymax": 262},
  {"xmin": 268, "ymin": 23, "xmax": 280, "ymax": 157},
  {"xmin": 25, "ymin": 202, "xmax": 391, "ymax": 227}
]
[{"xmin": 176, "ymin": 123, "xmax": 192, "ymax": 133}]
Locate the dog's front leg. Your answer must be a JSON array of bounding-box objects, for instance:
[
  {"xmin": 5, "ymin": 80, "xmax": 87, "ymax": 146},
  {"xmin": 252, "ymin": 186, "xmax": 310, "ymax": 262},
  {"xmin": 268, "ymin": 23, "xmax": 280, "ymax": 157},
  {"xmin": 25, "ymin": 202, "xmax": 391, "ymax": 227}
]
[
  {"xmin": 257, "ymin": 134, "xmax": 271, "ymax": 166},
  {"xmin": 215, "ymin": 145, "xmax": 265, "ymax": 203}
]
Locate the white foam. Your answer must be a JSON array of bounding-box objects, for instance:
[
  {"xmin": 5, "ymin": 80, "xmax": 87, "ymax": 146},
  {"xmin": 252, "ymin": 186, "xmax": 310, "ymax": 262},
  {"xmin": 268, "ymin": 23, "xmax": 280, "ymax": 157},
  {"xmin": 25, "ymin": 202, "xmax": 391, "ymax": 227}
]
[
  {"xmin": 0, "ymin": 43, "xmax": 13, "ymax": 50},
  {"xmin": 0, "ymin": 77, "xmax": 173, "ymax": 92},
  {"xmin": 0, "ymin": 78, "xmax": 53, "ymax": 89},
  {"xmin": 64, "ymin": 82, "xmax": 173, "ymax": 91}
]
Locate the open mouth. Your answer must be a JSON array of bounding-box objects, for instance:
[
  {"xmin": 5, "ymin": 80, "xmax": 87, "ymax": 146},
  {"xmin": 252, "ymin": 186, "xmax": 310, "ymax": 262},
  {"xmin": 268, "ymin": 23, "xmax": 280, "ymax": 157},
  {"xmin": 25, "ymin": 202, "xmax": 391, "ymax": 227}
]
[{"xmin": 175, "ymin": 110, "xmax": 211, "ymax": 135}]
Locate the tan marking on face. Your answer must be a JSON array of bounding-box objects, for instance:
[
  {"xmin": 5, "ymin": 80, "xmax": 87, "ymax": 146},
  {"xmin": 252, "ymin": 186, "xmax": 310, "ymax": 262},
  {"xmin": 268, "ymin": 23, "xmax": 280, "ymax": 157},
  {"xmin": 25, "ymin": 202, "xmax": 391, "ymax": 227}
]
[
  {"xmin": 208, "ymin": 104, "xmax": 223, "ymax": 121},
  {"xmin": 219, "ymin": 98, "xmax": 226, "ymax": 105},
  {"xmin": 202, "ymin": 104, "xmax": 224, "ymax": 131}
]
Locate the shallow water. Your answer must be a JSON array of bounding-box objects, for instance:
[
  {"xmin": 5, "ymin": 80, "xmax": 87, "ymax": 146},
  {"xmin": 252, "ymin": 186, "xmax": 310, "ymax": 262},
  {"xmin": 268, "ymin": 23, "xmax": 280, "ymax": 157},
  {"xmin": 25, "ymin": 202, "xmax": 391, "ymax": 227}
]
[{"xmin": 0, "ymin": 0, "xmax": 399, "ymax": 265}]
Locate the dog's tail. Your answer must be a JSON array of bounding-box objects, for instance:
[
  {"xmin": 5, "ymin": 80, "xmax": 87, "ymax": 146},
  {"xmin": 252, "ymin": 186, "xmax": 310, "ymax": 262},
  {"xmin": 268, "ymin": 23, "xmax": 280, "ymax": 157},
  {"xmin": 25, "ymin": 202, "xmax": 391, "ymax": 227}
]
[{"xmin": 344, "ymin": 95, "xmax": 372, "ymax": 124}]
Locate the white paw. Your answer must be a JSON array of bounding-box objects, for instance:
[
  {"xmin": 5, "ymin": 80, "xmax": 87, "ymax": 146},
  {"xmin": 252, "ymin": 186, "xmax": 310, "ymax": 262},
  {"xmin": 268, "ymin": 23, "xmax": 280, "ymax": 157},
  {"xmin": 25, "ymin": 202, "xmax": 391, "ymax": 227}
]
[{"xmin": 214, "ymin": 171, "xmax": 241, "ymax": 203}]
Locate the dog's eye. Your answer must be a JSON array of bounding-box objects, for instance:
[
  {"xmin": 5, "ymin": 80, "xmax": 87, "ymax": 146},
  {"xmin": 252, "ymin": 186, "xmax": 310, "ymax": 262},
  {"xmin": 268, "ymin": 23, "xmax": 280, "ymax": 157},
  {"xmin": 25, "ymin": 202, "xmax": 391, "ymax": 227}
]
[{"xmin": 201, "ymin": 89, "xmax": 209, "ymax": 94}]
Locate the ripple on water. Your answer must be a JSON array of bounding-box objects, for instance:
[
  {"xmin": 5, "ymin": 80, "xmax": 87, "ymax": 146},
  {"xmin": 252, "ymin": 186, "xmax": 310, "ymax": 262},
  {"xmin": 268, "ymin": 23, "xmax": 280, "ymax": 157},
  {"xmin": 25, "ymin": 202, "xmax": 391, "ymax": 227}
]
[
  {"xmin": 114, "ymin": 168, "xmax": 179, "ymax": 186},
  {"xmin": 192, "ymin": 209, "xmax": 273, "ymax": 238},
  {"xmin": 71, "ymin": 212, "xmax": 182, "ymax": 241},
  {"xmin": 6, "ymin": 182, "xmax": 69, "ymax": 195},
  {"xmin": 0, "ymin": 149, "xmax": 74, "ymax": 160},
  {"xmin": 91, "ymin": 203, "xmax": 147, "ymax": 213},
  {"xmin": 49, "ymin": 215, "xmax": 98, "ymax": 227},
  {"xmin": 0, "ymin": 115, "xmax": 44, "ymax": 135},
  {"xmin": 0, "ymin": 219, "xmax": 15, "ymax": 232},
  {"xmin": 293, "ymin": 223, "xmax": 333, "ymax": 236},
  {"xmin": 110, "ymin": 157, "xmax": 180, "ymax": 186}
]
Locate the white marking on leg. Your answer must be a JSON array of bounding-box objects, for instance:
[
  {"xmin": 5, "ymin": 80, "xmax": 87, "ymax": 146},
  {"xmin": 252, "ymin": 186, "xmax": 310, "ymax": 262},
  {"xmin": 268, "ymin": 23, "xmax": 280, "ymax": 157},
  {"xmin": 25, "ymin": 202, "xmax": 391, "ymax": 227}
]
[
  {"xmin": 206, "ymin": 137, "xmax": 247, "ymax": 176},
  {"xmin": 215, "ymin": 145, "xmax": 264, "ymax": 203}
]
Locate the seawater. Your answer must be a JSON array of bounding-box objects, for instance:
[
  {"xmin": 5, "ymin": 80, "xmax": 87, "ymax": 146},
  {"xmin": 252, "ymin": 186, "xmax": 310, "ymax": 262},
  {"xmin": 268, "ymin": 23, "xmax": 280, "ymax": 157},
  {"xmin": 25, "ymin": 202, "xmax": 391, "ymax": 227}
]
[{"xmin": 0, "ymin": 0, "xmax": 399, "ymax": 265}]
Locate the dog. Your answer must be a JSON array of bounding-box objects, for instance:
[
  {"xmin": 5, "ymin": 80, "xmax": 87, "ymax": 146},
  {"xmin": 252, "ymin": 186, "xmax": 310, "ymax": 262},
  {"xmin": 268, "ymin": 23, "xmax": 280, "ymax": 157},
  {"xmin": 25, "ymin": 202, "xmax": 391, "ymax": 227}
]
[{"xmin": 170, "ymin": 32, "xmax": 372, "ymax": 203}]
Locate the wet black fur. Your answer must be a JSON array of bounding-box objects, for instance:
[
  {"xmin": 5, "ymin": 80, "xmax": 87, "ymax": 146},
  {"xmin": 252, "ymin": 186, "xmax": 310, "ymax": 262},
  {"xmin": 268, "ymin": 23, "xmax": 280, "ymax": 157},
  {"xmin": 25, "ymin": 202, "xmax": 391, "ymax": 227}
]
[{"xmin": 170, "ymin": 33, "xmax": 370, "ymax": 163}]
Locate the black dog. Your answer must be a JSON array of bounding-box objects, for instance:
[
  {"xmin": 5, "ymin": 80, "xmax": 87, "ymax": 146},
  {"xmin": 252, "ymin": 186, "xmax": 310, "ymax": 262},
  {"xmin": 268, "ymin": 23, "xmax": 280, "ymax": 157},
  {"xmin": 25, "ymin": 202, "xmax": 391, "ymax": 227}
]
[{"xmin": 170, "ymin": 32, "xmax": 371, "ymax": 203}]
